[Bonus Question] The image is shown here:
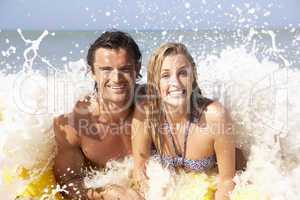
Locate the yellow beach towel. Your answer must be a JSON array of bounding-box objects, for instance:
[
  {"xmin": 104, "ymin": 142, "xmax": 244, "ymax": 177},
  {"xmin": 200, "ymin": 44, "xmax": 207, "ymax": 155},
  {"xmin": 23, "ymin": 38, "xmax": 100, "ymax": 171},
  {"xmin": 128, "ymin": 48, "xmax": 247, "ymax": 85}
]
[
  {"xmin": 3, "ymin": 166, "xmax": 64, "ymax": 200},
  {"xmin": 170, "ymin": 172, "xmax": 217, "ymax": 200},
  {"xmin": 170, "ymin": 171, "xmax": 268, "ymax": 200},
  {"xmin": 1, "ymin": 100, "xmax": 63, "ymax": 199}
]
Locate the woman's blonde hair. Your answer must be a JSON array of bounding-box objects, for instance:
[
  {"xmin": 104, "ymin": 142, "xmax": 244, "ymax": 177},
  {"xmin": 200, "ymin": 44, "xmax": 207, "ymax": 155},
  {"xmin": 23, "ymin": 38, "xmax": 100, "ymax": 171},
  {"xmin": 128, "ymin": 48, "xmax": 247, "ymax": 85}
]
[{"xmin": 146, "ymin": 43, "xmax": 206, "ymax": 155}]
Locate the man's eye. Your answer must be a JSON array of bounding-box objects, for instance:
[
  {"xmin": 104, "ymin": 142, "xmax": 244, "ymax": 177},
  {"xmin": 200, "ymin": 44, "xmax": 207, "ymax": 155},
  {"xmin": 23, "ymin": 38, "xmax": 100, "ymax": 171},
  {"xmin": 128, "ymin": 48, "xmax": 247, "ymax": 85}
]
[
  {"xmin": 98, "ymin": 67, "xmax": 112, "ymax": 71},
  {"xmin": 121, "ymin": 68, "xmax": 132, "ymax": 73}
]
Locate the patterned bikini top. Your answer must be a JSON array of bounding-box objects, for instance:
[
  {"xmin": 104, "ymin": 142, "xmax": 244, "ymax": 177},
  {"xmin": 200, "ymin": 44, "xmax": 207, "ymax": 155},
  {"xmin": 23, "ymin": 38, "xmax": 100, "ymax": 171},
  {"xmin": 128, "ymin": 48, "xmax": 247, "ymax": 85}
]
[
  {"xmin": 153, "ymin": 153, "xmax": 216, "ymax": 172},
  {"xmin": 154, "ymin": 97, "xmax": 216, "ymax": 172}
]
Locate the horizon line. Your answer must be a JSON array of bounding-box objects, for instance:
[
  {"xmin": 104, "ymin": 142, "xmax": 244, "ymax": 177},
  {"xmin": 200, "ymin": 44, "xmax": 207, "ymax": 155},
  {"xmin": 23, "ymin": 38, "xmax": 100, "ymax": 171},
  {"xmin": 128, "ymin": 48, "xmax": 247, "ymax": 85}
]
[{"xmin": 1, "ymin": 26, "xmax": 298, "ymax": 32}]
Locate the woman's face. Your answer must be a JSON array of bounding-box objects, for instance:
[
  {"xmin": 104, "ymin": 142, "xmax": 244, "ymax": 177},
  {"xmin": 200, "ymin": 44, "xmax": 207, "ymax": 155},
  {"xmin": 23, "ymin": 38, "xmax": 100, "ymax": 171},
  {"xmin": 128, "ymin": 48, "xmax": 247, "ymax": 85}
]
[{"xmin": 159, "ymin": 54, "xmax": 194, "ymax": 109}]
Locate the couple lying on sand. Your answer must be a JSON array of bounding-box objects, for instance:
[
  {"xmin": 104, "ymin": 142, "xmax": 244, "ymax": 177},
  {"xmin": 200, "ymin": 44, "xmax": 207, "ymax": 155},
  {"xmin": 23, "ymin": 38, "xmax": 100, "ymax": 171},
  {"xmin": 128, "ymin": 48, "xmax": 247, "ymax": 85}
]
[{"xmin": 54, "ymin": 30, "xmax": 246, "ymax": 200}]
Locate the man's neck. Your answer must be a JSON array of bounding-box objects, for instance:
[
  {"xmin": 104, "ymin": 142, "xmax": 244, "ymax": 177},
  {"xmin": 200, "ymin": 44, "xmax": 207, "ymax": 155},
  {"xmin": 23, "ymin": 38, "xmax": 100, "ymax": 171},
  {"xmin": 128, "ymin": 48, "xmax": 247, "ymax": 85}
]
[{"xmin": 97, "ymin": 98, "xmax": 132, "ymax": 124}]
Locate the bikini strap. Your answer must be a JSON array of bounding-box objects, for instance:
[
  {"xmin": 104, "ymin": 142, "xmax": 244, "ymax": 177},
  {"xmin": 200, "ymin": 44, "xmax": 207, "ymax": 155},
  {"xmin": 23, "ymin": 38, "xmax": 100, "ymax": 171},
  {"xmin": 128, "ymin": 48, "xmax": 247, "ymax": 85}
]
[
  {"xmin": 182, "ymin": 98, "xmax": 213, "ymax": 165},
  {"xmin": 165, "ymin": 114, "xmax": 192, "ymax": 166},
  {"xmin": 165, "ymin": 119, "xmax": 180, "ymax": 157},
  {"xmin": 182, "ymin": 114, "xmax": 192, "ymax": 166}
]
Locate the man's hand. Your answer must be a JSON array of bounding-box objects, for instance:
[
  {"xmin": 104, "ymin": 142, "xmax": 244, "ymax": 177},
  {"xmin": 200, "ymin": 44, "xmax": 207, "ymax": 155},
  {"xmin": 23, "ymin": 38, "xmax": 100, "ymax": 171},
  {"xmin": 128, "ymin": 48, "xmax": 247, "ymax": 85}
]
[
  {"xmin": 88, "ymin": 185, "xmax": 144, "ymax": 200},
  {"xmin": 87, "ymin": 188, "xmax": 104, "ymax": 200}
]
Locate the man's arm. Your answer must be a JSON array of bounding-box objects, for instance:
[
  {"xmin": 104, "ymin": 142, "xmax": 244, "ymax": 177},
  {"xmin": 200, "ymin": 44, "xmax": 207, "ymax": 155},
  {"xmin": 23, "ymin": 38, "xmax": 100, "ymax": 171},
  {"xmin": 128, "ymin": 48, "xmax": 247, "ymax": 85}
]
[
  {"xmin": 54, "ymin": 114, "xmax": 143, "ymax": 200},
  {"xmin": 54, "ymin": 114, "xmax": 98, "ymax": 200}
]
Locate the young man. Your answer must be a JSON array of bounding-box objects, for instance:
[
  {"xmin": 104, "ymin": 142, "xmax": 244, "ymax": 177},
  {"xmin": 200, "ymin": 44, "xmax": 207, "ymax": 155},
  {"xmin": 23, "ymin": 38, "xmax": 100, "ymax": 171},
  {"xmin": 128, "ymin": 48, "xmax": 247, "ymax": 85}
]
[{"xmin": 54, "ymin": 31, "xmax": 144, "ymax": 200}]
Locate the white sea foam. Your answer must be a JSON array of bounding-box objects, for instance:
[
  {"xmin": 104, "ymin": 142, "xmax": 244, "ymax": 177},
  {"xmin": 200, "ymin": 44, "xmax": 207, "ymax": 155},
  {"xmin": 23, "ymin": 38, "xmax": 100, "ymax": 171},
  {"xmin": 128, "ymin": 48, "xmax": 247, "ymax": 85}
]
[
  {"xmin": 0, "ymin": 59, "xmax": 93, "ymax": 199},
  {"xmin": 198, "ymin": 47, "xmax": 300, "ymax": 199}
]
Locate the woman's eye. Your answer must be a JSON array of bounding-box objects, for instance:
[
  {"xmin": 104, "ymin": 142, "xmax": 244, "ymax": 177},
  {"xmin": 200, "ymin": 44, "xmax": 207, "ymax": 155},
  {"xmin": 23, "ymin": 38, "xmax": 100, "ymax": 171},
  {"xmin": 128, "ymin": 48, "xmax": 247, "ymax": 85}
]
[
  {"xmin": 161, "ymin": 73, "xmax": 169, "ymax": 78},
  {"xmin": 179, "ymin": 70, "xmax": 187, "ymax": 76}
]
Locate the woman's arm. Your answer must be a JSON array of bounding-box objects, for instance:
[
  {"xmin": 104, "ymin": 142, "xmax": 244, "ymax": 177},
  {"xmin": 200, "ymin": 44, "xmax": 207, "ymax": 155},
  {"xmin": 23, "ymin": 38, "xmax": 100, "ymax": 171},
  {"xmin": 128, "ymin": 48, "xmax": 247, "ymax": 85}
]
[
  {"xmin": 131, "ymin": 103, "xmax": 152, "ymax": 192},
  {"xmin": 214, "ymin": 132, "xmax": 236, "ymax": 200},
  {"xmin": 206, "ymin": 101, "xmax": 236, "ymax": 200}
]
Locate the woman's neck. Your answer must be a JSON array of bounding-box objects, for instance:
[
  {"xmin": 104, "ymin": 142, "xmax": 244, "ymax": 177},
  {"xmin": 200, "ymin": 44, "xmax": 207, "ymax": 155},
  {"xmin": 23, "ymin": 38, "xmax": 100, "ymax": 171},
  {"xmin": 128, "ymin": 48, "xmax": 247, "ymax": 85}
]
[{"xmin": 164, "ymin": 104, "xmax": 189, "ymax": 125}]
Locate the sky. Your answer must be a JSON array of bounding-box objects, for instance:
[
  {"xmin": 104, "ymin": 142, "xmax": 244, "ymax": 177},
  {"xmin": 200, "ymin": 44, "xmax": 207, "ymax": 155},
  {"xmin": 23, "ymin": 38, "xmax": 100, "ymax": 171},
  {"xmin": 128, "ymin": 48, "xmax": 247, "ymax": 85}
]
[{"xmin": 0, "ymin": 0, "xmax": 300, "ymax": 30}]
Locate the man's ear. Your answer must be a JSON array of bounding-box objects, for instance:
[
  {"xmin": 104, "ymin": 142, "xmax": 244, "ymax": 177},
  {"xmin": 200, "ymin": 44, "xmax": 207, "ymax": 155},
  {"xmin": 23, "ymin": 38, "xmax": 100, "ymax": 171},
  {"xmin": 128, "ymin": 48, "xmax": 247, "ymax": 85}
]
[
  {"xmin": 91, "ymin": 72, "xmax": 96, "ymax": 81},
  {"xmin": 135, "ymin": 62, "xmax": 141, "ymax": 78}
]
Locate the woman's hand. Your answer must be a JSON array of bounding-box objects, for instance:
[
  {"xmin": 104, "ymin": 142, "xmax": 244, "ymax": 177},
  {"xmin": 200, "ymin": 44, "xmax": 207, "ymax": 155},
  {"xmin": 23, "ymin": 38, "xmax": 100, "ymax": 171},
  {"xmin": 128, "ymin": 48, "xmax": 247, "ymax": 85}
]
[
  {"xmin": 132, "ymin": 169, "xmax": 149, "ymax": 195},
  {"xmin": 215, "ymin": 190, "xmax": 229, "ymax": 200},
  {"xmin": 215, "ymin": 179, "xmax": 235, "ymax": 200},
  {"xmin": 131, "ymin": 101, "xmax": 151, "ymax": 195}
]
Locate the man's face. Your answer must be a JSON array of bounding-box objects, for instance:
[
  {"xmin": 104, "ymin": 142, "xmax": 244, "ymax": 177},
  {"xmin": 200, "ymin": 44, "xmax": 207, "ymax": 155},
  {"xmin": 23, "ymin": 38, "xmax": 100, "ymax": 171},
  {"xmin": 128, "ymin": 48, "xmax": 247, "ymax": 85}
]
[{"xmin": 92, "ymin": 48, "xmax": 137, "ymax": 106}]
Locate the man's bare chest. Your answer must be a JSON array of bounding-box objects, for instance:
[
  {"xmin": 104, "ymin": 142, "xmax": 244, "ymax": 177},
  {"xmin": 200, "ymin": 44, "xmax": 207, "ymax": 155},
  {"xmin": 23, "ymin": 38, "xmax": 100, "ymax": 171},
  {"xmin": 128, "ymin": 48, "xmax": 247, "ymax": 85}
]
[{"xmin": 80, "ymin": 132, "xmax": 132, "ymax": 167}]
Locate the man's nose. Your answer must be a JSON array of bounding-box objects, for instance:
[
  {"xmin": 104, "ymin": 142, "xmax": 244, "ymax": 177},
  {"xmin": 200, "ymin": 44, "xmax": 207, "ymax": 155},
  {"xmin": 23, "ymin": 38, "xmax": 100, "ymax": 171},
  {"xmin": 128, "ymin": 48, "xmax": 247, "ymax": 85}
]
[{"xmin": 110, "ymin": 69, "xmax": 123, "ymax": 82}]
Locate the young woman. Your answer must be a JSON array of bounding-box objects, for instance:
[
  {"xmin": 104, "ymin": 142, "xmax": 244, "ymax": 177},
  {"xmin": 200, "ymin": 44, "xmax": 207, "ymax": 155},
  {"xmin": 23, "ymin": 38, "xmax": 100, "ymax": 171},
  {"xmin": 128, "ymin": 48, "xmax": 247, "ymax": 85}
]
[{"xmin": 132, "ymin": 43, "xmax": 238, "ymax": 200}]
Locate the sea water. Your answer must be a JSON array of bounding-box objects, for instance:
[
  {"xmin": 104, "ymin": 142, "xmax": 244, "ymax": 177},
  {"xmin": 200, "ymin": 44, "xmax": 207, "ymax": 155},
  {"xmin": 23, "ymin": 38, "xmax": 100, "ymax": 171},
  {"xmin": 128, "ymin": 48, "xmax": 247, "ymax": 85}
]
[{"xmin": 0, "ymin": 28, "xmax": 300, "ymax": 199}]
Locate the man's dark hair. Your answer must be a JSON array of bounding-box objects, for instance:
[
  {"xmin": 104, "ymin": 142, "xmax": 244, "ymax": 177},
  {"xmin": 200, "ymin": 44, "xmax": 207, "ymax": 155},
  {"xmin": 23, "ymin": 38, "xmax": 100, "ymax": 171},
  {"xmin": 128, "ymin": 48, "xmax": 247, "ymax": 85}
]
[{"xmin": 87, "ymin": 30, "xmax": 142, "ymax": 78}]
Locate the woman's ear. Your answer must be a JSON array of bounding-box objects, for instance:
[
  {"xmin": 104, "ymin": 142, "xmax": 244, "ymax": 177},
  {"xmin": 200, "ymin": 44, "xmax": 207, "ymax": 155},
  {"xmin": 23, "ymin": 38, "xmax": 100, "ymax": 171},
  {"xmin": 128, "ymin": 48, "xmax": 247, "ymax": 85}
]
[
  {"xmin": 192, "ymin": 75, "xmax": 195, "ymax": 85},
  {"xmin": 191, "ymin": 73, "xmax": 196, "ymax": 87}
]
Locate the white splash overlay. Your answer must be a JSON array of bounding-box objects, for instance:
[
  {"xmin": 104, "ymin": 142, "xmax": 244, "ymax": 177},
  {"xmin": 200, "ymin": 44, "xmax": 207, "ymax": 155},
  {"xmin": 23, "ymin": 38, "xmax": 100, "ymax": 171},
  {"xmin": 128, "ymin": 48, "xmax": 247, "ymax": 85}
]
[
  {"xmin": 84, "ymin": 157, "xmax": 134, "ymax": 188},
  {"xmin": 17, "ymin": 29, "xmax": 51, "ymax": 71},
  {"xmin": 198, "ymin": 47, "xmax": 300, "ymax": 199},
  {"xmin": 0, "ymin": 28, "xmax": 299, "ymax": 200},
  {"xmin": 0, "ymin": 29, "xmax": 93, "ymax": 199},
  {"xmin": 1, "ymin": 46, "xmax": 16, "ymax": 57}
]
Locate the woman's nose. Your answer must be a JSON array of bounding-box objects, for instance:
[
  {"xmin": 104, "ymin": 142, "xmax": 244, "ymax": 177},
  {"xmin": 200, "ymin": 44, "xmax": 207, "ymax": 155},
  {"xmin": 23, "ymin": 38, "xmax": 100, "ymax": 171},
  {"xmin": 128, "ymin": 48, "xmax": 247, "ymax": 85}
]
[{"xmin": 169, "ymin": 74, "xmax": 181, "ymax": 86}]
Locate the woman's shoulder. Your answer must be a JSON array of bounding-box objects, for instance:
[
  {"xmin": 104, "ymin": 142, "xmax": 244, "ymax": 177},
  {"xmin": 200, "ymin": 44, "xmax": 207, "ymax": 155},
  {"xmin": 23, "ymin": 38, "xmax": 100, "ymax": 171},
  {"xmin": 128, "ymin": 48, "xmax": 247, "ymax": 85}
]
[
  {"xmin": 205, "ymin": 100, "xmax": 230, "ymax": 122},
  {"xmin": 192, "ymin": 99, "xmax": 231, "ymax": 129},
  {"xmin": 204, "ymin": 100, "xmax": 233, "ymax": 139}
]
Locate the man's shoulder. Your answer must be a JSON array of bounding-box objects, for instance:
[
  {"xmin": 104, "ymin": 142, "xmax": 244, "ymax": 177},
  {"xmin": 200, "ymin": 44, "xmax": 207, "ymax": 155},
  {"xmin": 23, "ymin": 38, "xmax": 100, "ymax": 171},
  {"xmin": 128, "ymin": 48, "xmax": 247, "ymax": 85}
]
[
  {"xmin": 53, "ymin": 112, "xmax": 81, "ymax": 147},
  {"xmin": 53, "ymin": 113, "xmax": 72, "ymax": 128},
  {"xmin": 54, "ymin": 93, "xmax": 91, "ymax": 124}
]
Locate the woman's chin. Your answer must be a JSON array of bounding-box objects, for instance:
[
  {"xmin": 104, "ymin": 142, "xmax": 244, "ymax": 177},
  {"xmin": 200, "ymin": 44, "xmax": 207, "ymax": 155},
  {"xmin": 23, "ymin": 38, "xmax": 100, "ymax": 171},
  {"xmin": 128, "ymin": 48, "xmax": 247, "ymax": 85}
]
[{"xmin": 164, "ymin": 99, "xmax": 188, "ymax": 110}]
